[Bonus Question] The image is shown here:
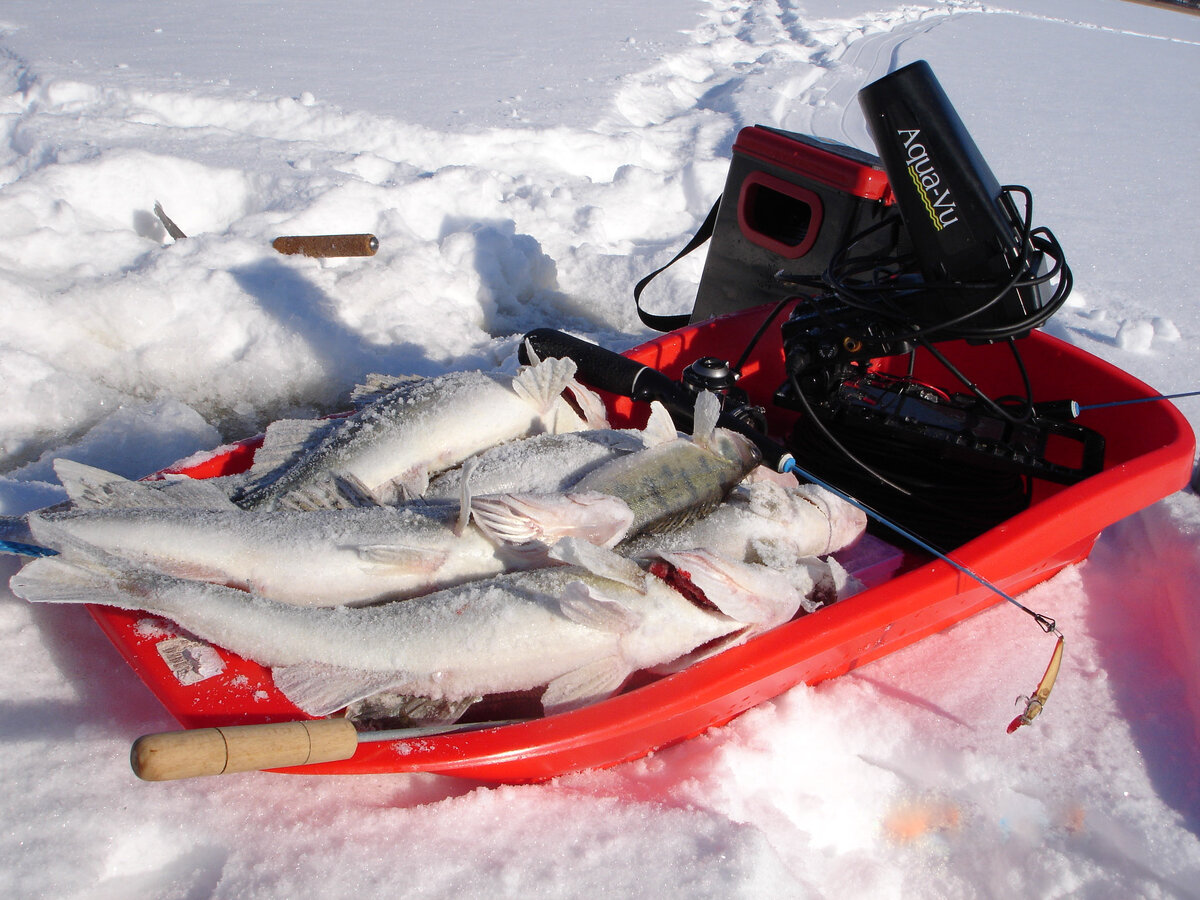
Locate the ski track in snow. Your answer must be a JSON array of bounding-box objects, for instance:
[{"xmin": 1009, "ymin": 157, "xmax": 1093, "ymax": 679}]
[{"xmin": 1, "ymin": 1, "xmax": 1199, "ymax": 897}]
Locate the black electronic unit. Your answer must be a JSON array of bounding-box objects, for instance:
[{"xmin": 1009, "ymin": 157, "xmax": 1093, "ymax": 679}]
[{"xmin": 857, "ymin": 60, "xmax": 1051, "ymax": 337}]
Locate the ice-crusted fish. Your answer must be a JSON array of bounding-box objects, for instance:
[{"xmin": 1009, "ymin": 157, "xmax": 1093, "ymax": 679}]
[
  {"xmin": 10, "ymin": 543, "xmax": 815, "ymax": 716},
  {"xmin": 0, "ymin": 460, "xmax": 236, "ymax": 550},
  {"xmin": 423, "ymin": 428, "xmax": 647, "ymax": 500},
  {"xmin": 27, "ymin": 503, "xmax": 543, "ymax": 609},
  {"xmin": 619, "ymin": 478, "xmax": 868, "ymax": 565},
  {"xmin": 25, "ymin": 459, "xmax": 555, "ymax": 607},
  {"xmin": 233, "ymin": 355, "xmax": 607, "ymax": 510},
  {"xmin": 469, "ymin": 392, "xmax": 761, "ymax": 548}
]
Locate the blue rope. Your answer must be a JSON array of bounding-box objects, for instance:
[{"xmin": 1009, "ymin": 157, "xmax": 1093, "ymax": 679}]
[{"xmin": 0, "ymin": 540, "xmax": 57, "ymax": 558}]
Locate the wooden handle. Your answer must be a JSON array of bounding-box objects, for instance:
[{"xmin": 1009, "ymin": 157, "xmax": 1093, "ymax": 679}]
[
  {"xmin": 272, "ymin": 234, "xmax": 379, "ymax": 257},
  {"xmin": 130, "ymin": 719, "xmax": 359, "ymax": 781}
]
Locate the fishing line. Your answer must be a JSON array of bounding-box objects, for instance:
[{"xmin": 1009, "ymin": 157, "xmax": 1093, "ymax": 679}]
[
  {"xmin": 777, "ymin": 455, "xmax": 1056, "ymax": 632},
  {"xmin": 776, "ymin": 452, "xmax": 1064, "ymax": 731}
]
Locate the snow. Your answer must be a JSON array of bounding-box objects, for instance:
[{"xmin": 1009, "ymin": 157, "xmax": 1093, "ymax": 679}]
[{"xmin": 0, "ymin": 0, "xmax": 1198, "ymax": 896}]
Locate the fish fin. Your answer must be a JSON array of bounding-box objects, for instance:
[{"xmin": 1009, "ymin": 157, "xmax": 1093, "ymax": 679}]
[
  {"xmin": 471, "ymin": 491, "xmax": 634, "ymax": 548},
  {"xmin": 521, "ymin": 339, "xmax": 542, "ymax": 367},
  {"xmin": 556, "ymin": 579, "xmax": 643, "ymax": 633},
  {"xmin": 53, "ymin": 459, "xmax": 236, "ymax": 510},
  {"xmin": 148, "ymin": 478, "xmax": 240, "ymax": 510},
  {"xmin": 455, "ymin": 457, "xmax": 479, "ymax": 535},
  {"xmin": 642, "ymin": 401, "xmax": 680, "ymax": 447},
  {"xmin": 541, "ymin": 656, "xmax": 631, "ymax": 715},
  {"xmin": 400, "ymin": 469, "xmax": 431, "ymax": 502},
  {"xmin": 511, "ymin": 356, "xmax": 578, "ymax": 417},
  {"xmin": 562, "ymin": 379, "xmax": 610, "ymax": 429},
  {"xmin": 276, "ymin": 472, "xmax": 381, "ymax": 511},
  {"xmin": 239, "ymin": 418, "xmax": 335, "ymax": 496},
  {"xmin": 691, "ymin": 391, "xmax": 721, "ymax": 450},
  {"xmin": 272, "ymin": 662, "xmax": 409, "ymax": 717},
  {"xmin": 646, "ymin": 628, "xmax": 751, "ymax": 675},
  {"xmin": 548, "ymin": 538, "xmax": 647, "ymax": 593},
  {"xmin": 349, "ymin": 373, "xmax": 425, "ymax": 408},
  {"xmin": 345, "ymin": 691, "xmax": 478, "ymax": 728},
  {"xmin": 362, "ymin": 468, "xmax": 428, "ymax": 507},
  {"xmin": 53, "ymin": 459, "xmax": 126, "ymax": 506},
  {"xmin": 354, "ymin": 544, "xmax": 449, "ymax": 571}
]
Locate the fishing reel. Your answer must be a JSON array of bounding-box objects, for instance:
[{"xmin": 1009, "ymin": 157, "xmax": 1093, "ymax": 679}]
[{"xmin": 680, "ymin": 357, "xmax": 768, "ymax": 433}]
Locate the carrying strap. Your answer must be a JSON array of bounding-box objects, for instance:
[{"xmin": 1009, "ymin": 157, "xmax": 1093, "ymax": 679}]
[{"xmin": 633, "ymin": 200, "xmax": 720, "ymax": 332}]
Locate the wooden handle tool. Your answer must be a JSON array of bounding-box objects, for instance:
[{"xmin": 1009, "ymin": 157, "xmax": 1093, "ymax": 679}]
[
  {"xmin": 272, "ymin": 233, "xmax": 379, "ymax": 257},
  {"xmin": 131, "ymin": 719, "xmax": 358, "ymax": 781},
  {"xmin": 131, "ymin": 718, "xmax": 526, "ymax": 781}
]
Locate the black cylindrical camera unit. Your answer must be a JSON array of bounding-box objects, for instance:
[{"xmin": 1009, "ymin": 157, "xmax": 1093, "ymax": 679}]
[{"xmin": 858, "ymin": 60, "xmax": 1043, "ymax": 331}]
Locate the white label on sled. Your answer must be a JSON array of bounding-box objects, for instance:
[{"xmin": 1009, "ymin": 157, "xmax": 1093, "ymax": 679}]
[{"xmin": 156, "ymin": 636, "xmax": 225, "ymax": 685}]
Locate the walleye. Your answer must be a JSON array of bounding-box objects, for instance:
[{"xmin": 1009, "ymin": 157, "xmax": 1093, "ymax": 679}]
[
  {"xmin": 26, "ymin": 501, "xmax": 542, "ymax": 608},
  {"xmin": 470, "ymin": 392, "xmax": 761, "ymax": 548},
  {"xmin": 233, "ymin": 354, "xmax": 607, "ymax": 510},
  {"xmin": 423, "ymin": 428, "xmax": 647, "ymax": 500},
  {"xmin": 620, "ymin": 478, "xmax": 868, "ymax": 565},
  {"xmin": 10, "ymin": 544, "xmax": 815, "ymax": 716}
]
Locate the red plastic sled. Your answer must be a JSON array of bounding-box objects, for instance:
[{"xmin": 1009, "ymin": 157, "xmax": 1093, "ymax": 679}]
[{"xmin": 86, "ymin": 304, "xmax": 1195, "ymax": 781}]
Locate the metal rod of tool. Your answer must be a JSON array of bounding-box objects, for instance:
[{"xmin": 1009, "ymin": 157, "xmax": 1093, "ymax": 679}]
[{"xmin": 130, "ymin": 718, "xmax": 522, "ymax": 781}]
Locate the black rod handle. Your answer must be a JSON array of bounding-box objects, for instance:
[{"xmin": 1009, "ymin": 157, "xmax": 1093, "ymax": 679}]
[
  {"xmin": 519, "ymin": 328, "xmax": 681, "ymax": 403},
  {"xmin": 519, "ymin": 328, "xmax": 792, "ymax": 470}
]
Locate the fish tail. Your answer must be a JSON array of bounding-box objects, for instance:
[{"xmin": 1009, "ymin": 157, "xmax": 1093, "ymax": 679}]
[
  {"xmin": 53, "ymin": 459, "xmax": 236, "ymax": 510},
  {"xmin": 24, "ymin": 513, "xmax": 88, "ymax": 558},
  {"xmin": 10, "ymin": 556, "xmax": 105, "ymax": 606},
  {"xmin": 10, "ymin": 529, "xmax": 188, "ymax": 621},
  {"xmin": 9, "ymin": 546, "xmax": 168, "ymax": 614}
]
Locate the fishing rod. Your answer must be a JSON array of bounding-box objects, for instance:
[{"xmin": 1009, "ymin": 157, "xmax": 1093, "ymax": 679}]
[
  {"xmin": 1048, "ymin": 390, "xmax": 1200, "ymax": 416},
  {"xmin": 521, "ymin": 327, "xmax": 1066, "ymax": 732}
]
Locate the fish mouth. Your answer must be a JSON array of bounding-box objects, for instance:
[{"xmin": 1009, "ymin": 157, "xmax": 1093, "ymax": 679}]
[{"xmin": 711, "ymin": 428, "xmax": 762, "ymax": 470}]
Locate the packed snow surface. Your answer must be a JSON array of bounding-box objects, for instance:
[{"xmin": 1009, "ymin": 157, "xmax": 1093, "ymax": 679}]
[{"xmin": 1, "ymin": 1, "xmax": 1198, "ymax": 897}]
